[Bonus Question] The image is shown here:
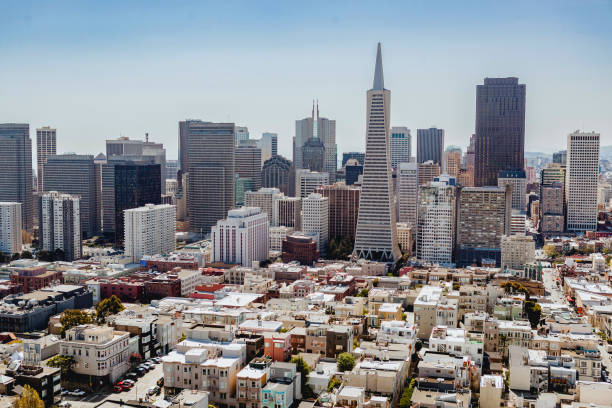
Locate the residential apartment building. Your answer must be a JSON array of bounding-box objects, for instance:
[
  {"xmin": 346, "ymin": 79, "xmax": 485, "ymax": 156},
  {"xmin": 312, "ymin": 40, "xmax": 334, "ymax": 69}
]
[
  {"xmin": 414, "ymin": 286, "xmax": 444, "ymax": 339},
  {"xmin": 417, "ymin": 178, "xmax": 456, "ymax": 265},
  {"xmin": 124, "ymin": 203, "xmax": 176, "ymax": 263},
  {"xmin": 501, "ymin": 234, "xmax": 535, "ymax": 271},
  {"xmin": 39, "ymin": 191, "xmax": 81, "ymax": 261},
  {"xmin": 0, "ymin": 202, "xmax": 22, "ymax": 256}
]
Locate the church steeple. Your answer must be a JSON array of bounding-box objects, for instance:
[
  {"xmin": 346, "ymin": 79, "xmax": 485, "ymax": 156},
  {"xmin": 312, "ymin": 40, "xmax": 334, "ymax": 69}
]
[{"xmin": 372, "ymin": 42, "xmax": 385, "ymax": 90}]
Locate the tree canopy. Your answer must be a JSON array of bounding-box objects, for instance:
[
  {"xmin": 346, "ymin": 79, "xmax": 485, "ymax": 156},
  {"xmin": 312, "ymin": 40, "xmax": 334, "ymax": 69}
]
[
  {"xmin": 399, "ymin": 378, "xmax": 416, "ymax": 408},
  {"xmin": 96, "ymin": 295, "xmax": 125, "ymax": 323},
  {"xmin": 12, "ymin": 384, "xmax": 44, "ymax": 408},
  {"xmin": 326, "ymin": 237, "xmax": 354, "ymax": 260},
  {"xmin": 525, "ymin": 301, "xmax": 542, "ymax": 329},
  {"xmin": 47, "ymin": 355, "xmax": 75, "ymax": 376},
  {"xmin": 290, "ymin": 355, "xmax": 311, "ymax": 394},
  {"xmin": 337, "ymin": 352, "xmax": 356, "ymax": 372},
  {"xmin": 60, "ymin": 309, "xmax": 93, "ymax": 335}
]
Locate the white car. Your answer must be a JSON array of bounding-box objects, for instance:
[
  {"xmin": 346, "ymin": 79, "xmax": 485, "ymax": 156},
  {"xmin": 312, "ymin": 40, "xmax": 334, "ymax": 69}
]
[{"xmin": 70, "ymin": 389, "xmax": 86, "ymax": 396}]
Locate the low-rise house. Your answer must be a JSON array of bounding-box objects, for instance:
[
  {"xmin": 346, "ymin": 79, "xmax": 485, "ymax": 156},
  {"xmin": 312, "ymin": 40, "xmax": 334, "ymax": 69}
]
[
  {"xmin": 414, "ymin": 286, "xmax": 444, "ymax": 339},
  {"xmin": 345, "ymin": 359, "xmax": 407, "ymax": 405},
  {"xmin": 429, "ymin": 325, "xmax": 484, "ymax": 366}
]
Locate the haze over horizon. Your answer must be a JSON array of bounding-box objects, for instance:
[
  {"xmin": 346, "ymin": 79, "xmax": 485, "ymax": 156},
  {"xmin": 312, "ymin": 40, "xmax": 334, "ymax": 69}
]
[{"xmin": 1, "ymin": 1, "xmax": 611, "ymax": 161}]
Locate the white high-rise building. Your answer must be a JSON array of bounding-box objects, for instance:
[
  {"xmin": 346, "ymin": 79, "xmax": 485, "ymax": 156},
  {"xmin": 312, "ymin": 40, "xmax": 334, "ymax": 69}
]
[
  {"xmin": 353, "ymin": 43, "xmax": 400, "ymax": 262},
  {"xmin": 0, "ymin": 202, "xmax": 22, "ymax": 256},
  {"xmin": 390, "ymin": 127, "xmax": 411, "ymax": 170},
  {"xmin": 416, "ymin": 177, "xmax": 456, "ymax": 265},
  {"xmin": 398, "ymin": 162, "xmax": 418, "ymax": 228},
  {"xmin": 124, "ymin": 203, "xmax": 176, "ymax": 262},
  {"xmin": 296, "ymin": 169, "xmax": 329, "ymax": 198},
  {"xmin": 302, "ymin": 193, "xmax": 329, "ymax": 256},
  {"xmin": 39, "ymin": 191, "xmax": 81, "ymax": 261},
  {"xmin": 566, "ymin": 131, "xmax": 600, "ymax": 232},
  {"xmin": 245, "ymin": 187, "xmax": 283, "ymax": 224},
  {"xmin": 211, "ymin": 207, "xmax": 269, "ymax": 267},
  {"xmin": 235, "ymin": 126, "xmax": 249, "ymax": 144}
]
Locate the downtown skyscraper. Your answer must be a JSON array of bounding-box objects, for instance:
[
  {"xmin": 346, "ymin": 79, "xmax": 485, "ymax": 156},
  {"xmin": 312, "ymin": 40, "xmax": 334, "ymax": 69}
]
[
  {"xmin": 180, "ymin": 120, "xmax": 235, "ymax": 235},
  {"xmin": 294, "ymin": 102, "xmax": 337, "ymax": 182},
  {"xmin": 36, "ymin": 126, "xmax": 56, "ymax": 192},
  {"xmin": 474, "ymin": 77, "xmax": 526, "ymax": 187},
  {"xmin": 566, "ymin": 131, "xmax": 600, "ymax": 232},
  {"xmin": 0, "ymin": 123, "xmax": 33, "ymax": 232},
  {"xmin": 353, "ymin": 43, "xmax": 400, "ymax": 262}
]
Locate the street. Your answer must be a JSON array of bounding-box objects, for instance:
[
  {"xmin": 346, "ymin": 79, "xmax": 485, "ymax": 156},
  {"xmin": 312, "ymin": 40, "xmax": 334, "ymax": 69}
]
[
  {"xmin": 542, "ymin": 267, "xmax": 567, "ymax": 305},
  {"xmin": 60, "ymin": 362, "xmax": 164, "ymax": 407}
]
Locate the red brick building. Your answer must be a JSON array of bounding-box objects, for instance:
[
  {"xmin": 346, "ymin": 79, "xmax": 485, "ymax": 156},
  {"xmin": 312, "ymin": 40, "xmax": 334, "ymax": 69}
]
[
  {"xmin": 281, "ymin": 235, "xmax": 319, "ymax": 266},
  {"xmin": 140, "ymin": 254, "xmax": 199, "ymax": 272},
  {"xmin": 10, "ymin": 266, "xmax": 63, "ymax": 294},
  {"xmin": 144, "ymin": 275, "xmax": 181, "ymax": 299},
  {"xmin": 99, "ymin": 279, "xmax": 145, "ymax": 302}
]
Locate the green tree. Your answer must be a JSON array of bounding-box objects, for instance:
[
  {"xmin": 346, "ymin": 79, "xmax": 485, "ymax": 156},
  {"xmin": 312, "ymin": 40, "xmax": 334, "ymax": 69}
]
[
  {"xmin": 524, "ymin": 301, "xmax": 542, "ymax": 329},
  {"xmin": 19, "ymin": 251, "xmax": 32, "ymax": 259},
  {"xmin": 47, "ymin": 355, "xmax": 75, "ymax": 376},
  {"xmin": 399, "ymin": 378, "xmax": 416, "ymax": 408},
  {"xmin": 96, "ymin": 295, "xmax": 125, "ymax": 323},
  {"xmin": 60, "ymin": 309, "xmax": 93, "ymax": 335},
  {"xmin": 11, "ymin": 253, "xmax": 21, "ymax": 261},
  {"xmin": 11, "ymin": 384, "xmax": 44, "ymax": 408},
  {"xmin": 290, "ymin": 355, "xmax": 310, "ymax": 394},
  {"xmin": 356, "ymin": 289, "xmax": 369, "ymax": 297},
  {"xmin": 337, "ymin": 352, "xmax": 356, "ymax": 372},
  {"xmin": 327, "ymin": 376, "xmax": 341, "ymax": 392}
]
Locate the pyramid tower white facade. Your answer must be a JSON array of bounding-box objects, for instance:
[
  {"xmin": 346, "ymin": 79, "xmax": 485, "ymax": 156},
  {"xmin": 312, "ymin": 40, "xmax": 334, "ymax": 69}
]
[{"xmin": 353, "ymin": 43, "xmax": 401, "ymax": 262}]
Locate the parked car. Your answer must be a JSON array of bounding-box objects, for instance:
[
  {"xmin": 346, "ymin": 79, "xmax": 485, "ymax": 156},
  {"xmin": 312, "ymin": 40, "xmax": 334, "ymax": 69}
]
[
  {"xmin": 126, "ymin": 372, "xmax": 138, "ymax": 379},
  {"xmin": 136, "ymin": 367, "xmax": 146, "ymax": 376},
  {"xmin": 70, "ymin": 389, "xmax": 86, "ymax": 397},
  {"xmin": 123, "ymin": 379, "xmax": 135, "ymax": 385},
  {"xmin": 111, "ymin": 385, "xmax": 123, "ymax": 393}
]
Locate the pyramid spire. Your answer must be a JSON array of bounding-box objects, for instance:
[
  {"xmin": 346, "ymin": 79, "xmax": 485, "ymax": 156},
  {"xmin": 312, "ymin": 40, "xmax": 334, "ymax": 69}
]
[{"xmin": 372, "ymin": 42, "xmax": 384, "ymax": 90}]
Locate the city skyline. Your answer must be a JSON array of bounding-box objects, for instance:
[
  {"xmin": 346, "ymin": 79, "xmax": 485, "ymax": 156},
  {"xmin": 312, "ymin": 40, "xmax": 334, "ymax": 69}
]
[{"xmin": 1, "ymin": 1, "xmax": 611, "ymax": 163}]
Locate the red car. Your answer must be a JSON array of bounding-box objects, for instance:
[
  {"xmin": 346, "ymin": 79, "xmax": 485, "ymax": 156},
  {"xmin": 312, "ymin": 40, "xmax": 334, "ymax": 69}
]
[{"xmin": 112, "ymin": 385, "xmax": 123, "ymax": 393}]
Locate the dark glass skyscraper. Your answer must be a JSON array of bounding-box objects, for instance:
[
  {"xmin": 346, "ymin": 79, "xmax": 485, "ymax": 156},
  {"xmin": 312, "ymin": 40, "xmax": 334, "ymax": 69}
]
[
  {"xmin": 474, "ymin": 77, "xmax": 526, "ymax": 187},
  {"xmin": 0, "ymin": 123, "xmax": 33, "ymax": 231}
]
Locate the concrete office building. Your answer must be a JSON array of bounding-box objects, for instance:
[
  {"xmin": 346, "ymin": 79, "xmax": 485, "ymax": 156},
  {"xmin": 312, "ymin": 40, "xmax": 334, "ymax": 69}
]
[
  {"xmin": 417, "ymin": 128, "xmax": 444, "ymax": 165},
  {"xmin": 180, "ymin": 121, "xmax": 235, "ymax": 235},
  {"xmin": 418, "ymin": 161, "xmax": 441, "ymax": 186},
  {"xmin": 315, "ymin": 183, "xmax": 360, "ymax": 240},
  {"xmin": 397, "ymin": 162, "xmax": 418, "ymax": 228},
  {"xmin": 302, "ymin": 138, "xmax": 325, "ymax": 173},
  {"xmin": 540, "ymin": 182, "xmax": 564, "ymax": 233},
  {"xmin": 456, "ymin": 186, "xmax": 512, "ymax": 267},
  {"xmin": 270, "ymin": 226, "xmax": 293, "ymax": 252},
  {"xmin": 211, "ymin": 207, "xmax": 269, "ymax": 267},
  {"xmin": 0, "ymin": 123, "xmax": 33, "ymax": 231},
  {"xmin": 295, "ymin": 103, "xmax": 337, "ymax": 183},
  {"xmin": 501, "ymin": 235, "xmax": 535, "ymax": 271},
  {"xmin": 390, "ymin": 127, "xmax": 411, "ymax": 170},
  {"xmin": 39, "ymin": 191, "xmax": 81, "ymax": 261},
  {"xmin": 353, "ymin": 43, "xmax": 400, "ymax": 262},
  {"xmin": 497, "ymin": 170, "xmax": 527, "ymax": 211},
  {"xmin": 258, "ymin": 132, "xmax": 278, "ymax": 165},
  {"xmin": 474, "ymin": 78, "xmax": 526, "ymax": 187},
  {"xmin": 274, "ymin": 196, "xmax": 302, "ymax": 230},
  {"xmin": 106, "ymin": 136, "xmax": 167, "ymax": 194},
  {"xmin": 553, "ymin": 150, "xmax": 567, "ymax": 165},
  {"xmin": 235, "ymin": 145, "xmax": 263, "ymax": 205},
  {"xmin": 36, "ymin": 127, "xmax": 56, "ymax": 192},
  {"xmin": 44, "ymin": 154, "xmax": 99, "ymax": 237},
  {"xmin": 444, "ymin": 146, "xmax": 462, "ymax": 178},
  {"xmin": 235, "ymin": 126, "xmax": 249, "ymax": 144},
  {"xmin": 396, "ymin": 222, "xmax": 413, "ymax": 256},
  {"xmin": 124, "ymin": 204, "xmax": 176, "ymax": 263},
  {"xmin": 302, "ymin": 193, "xmax": 329, "ymax": 256},
  {"xmin": 245, "ymin": 187, "xmax": 283, "ymax": 224},
  {"xmin": 416, "ymin": 177, "xmax": 456, "ymax": 265},
  {"xmin": 262, "ymin": 156, "xmax": 292, "ymax": 196},
  {"xmin": 566, "ymin": 131, "xmax": 600, "ymax": 232},
  {"xmin": 296, "ymin": 169, "xmax": 329, "ymax": 198},
  {"xmin": 0, "ymin": 202, "xmax": 22, "ymax": 256}
]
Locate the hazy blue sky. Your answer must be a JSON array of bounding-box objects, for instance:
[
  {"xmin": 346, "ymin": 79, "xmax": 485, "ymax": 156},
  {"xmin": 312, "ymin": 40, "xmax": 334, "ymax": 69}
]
[{"xmin": 1, "ymin": 1, "xmax": 611, "ymax": 161}]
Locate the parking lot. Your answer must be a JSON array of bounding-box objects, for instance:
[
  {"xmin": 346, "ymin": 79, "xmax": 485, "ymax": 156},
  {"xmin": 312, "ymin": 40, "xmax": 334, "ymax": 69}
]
[{"xmin": 59, "ymin": 360, "xmax": 164, "ymax": 407}]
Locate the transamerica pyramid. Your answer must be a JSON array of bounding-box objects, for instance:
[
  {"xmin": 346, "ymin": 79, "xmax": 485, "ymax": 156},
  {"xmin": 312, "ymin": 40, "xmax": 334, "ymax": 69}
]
[{"xmin": 353, "ymin": 43, "xmax": 401, "ymax": 262}]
